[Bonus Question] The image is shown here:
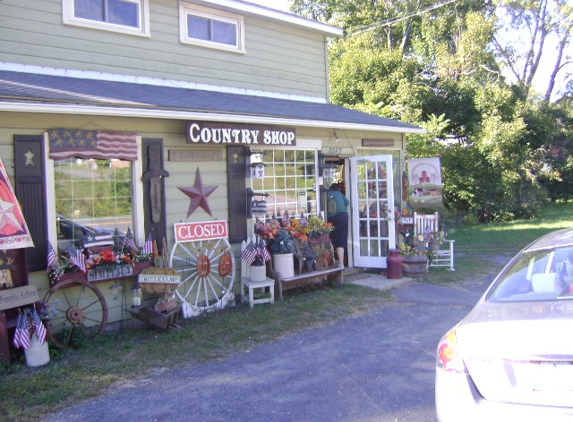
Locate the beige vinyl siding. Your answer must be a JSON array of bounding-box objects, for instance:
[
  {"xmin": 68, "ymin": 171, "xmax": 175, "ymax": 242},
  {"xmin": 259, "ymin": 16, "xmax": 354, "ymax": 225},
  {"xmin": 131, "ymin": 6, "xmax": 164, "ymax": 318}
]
[
  {"xmin": 0, "ymin": 112, "xmax": 230, "ymax": 321},
  {"xmin": 0, "ymin": 0, "xmax": 330, "ymax": 99},
  {"xmin": 0, "ymin": 112, "xmax": 230, "ymax": 247}
]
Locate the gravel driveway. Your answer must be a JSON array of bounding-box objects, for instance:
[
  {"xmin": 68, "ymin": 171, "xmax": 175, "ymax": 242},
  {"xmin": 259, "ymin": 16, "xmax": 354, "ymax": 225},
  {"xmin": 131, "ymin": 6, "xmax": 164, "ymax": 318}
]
[{"xmin": 40, "ymin": 271, "xmax": 494, "ymax": 422}]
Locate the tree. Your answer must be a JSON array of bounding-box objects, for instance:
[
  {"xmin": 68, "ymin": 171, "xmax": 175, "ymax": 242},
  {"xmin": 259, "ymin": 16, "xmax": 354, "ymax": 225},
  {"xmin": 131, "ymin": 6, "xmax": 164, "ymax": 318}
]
[
  {"xmin": 292, "ymin": 0, "xmax": 573, "ymax": 221},
  {"xmin": 493, "ymin": 0, "xmax": 573, "ymax": 102}
]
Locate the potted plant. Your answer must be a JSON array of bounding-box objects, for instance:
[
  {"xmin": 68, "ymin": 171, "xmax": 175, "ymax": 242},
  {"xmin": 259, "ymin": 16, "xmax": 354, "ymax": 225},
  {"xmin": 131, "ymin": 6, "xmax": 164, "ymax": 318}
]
[
  {"xmin": 270, "ymin": 229, "xmax": 296, "ymax": 278},
  {"xmin": 427, "ymin": 230, "xmax": 446, "ymax": 252},
  {"xmin": 398, "ymin": 233, "xmax": 428, "ymax": 278},
  {"xmin": 305, "ymin": 215, "xmax": 333, "ymax": 244}
]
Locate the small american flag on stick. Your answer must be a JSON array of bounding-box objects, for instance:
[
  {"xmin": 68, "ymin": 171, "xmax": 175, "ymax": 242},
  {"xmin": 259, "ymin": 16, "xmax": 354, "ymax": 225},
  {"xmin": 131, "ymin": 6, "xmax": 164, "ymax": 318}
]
[
  {"xmin": 13, "ymin": 311, "xmax": 31, "ymax": 350},
  {"xmin": 123, "ymin": 227, "xmax": 139, "ymax": 253},
  {"xmin": 12, "ymin": 312, "xmax": 23, "ymax": 349},
  {"xmin": 68, "ymin": 245, "xmax": 86, "ymax": 272},
  {"xmin": 32, "ymin": 306, "xmax": 46, "ymax": 344},
  {"xmin": 142, "ymin": 232, "xmax": 154, "ymax": 255},
  {"xmin": 46, "ymin": 241, "xmax": 58, "ymax": 271}
]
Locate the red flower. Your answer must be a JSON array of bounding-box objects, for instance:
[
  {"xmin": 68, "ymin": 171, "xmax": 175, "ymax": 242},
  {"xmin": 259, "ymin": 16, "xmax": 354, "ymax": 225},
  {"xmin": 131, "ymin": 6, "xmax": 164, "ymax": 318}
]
[{"xmin": 100, "ymin": 249, "xmax": 116, "ymax": 263}]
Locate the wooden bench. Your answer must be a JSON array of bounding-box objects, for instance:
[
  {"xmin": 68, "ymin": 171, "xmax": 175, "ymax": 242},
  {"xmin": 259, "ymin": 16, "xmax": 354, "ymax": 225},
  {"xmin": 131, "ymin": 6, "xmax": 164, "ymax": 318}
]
[{"xmin": 270, "ymin": 263, "xmax": 344, "ymax": 300}]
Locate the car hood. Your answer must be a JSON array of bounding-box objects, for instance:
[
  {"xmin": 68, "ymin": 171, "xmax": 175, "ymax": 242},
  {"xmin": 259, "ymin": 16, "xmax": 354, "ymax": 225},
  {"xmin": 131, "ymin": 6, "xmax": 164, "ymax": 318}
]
[{"xmin": 457, "ymin": 300, "xmax": 573, "ymax": 407}]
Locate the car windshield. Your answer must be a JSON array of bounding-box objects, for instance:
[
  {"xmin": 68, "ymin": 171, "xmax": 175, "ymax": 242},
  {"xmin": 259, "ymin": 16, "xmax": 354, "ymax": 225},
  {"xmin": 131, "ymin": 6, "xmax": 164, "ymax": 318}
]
[{"xmin": 488, "ymin": 246, "xmax": 573, "ymax": 302}]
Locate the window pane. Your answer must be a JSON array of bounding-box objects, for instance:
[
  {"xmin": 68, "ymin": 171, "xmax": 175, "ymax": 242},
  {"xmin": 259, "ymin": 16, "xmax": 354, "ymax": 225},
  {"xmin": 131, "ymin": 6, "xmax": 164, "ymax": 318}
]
[
  {"xmin": 55, "ymin": 158, "xmax": 133, "ymax": 254},
  {"xmin": 251, "ymin": 150, "xmax": 317, "ymax": 218},
  {"xmin": 188, "ymin": 16, "xmax": 210, "ymax": 41},
  {"xmin": 212, "ymin": 20, "xmax": 236, "ymax": 45},
  {"xmin": 75, "ymin": 0, "xmax": 104, "ymax": 21},
  {"xmin": 74, "ymin": 0, "xmax": 139, "ymax": 27},
  {"xmin": 108, "ymin": 0, "xmax": 139, "ymax": 27}
]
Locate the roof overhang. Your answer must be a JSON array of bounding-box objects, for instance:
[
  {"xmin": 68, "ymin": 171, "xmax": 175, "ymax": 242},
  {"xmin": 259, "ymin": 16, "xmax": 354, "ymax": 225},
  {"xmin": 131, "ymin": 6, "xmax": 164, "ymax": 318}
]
[
  {"xmin": 0, "ymin": 70, "xmax": 426, "ymax": 135},
  {"xmin": 0, "ymin": 102, "xmax": 425, "ymax": 134}
]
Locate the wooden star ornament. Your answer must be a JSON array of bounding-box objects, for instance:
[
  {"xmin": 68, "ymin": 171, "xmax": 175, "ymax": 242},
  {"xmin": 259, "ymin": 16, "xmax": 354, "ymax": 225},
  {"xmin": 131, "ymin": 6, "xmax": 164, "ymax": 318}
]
[{"xmin": 178, "ymin": 168, "xmax": 218, "ymax": 218}]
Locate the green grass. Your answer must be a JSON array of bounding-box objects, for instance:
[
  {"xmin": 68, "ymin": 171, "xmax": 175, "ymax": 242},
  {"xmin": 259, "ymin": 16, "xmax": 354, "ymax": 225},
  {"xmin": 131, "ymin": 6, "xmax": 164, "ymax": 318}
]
[{"xmin": 2, "ymin": 202, "xmax": 573, "ymax": 421}]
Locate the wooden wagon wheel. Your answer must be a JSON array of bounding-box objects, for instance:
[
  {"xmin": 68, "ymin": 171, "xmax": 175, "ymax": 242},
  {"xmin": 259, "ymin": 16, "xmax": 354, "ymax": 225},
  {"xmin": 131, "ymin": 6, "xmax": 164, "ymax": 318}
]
[
  {"xmin": 169, "ymin": 238, "xmax": 235, "ymax": 317},
  {"xmin": 43, "ymin": 278, "xmax": 108, "ymax": 349}
]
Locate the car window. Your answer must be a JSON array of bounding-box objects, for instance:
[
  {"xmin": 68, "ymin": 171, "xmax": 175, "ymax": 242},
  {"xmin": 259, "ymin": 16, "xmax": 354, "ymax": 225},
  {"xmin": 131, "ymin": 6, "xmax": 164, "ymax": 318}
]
[{"xmin": 488, "ymin": 247, "xmax": 573, "ymax": 302}]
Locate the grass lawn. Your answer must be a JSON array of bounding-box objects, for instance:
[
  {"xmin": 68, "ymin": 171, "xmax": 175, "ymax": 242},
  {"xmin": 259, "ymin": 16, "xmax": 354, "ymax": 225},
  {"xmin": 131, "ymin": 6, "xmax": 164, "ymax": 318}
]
[{"xmin": 1, "ymin": 202, "xmax": 572, "ymax": 421}]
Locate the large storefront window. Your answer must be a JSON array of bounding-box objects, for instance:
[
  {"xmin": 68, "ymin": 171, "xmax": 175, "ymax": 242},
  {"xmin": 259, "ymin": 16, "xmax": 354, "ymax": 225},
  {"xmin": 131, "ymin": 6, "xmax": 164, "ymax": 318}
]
[
  {"xmin": 250, "ymin": 149, "xmax": 318, "ymax": 219},
  {"xmin": 55, "ymin": 158, "xmax": 133, "ymax": 254}
]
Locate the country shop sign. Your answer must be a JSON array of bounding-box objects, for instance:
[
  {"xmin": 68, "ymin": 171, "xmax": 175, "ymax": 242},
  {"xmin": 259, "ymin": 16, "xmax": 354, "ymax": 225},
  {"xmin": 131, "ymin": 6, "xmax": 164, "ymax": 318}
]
[{"xmin": 186, "ymin": 121, "xmax": 296, "ymax": 146}]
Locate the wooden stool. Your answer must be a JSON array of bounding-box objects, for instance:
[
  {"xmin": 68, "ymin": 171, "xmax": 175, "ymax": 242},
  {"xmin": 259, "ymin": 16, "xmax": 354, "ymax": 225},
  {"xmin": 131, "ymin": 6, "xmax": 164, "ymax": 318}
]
[{"xmin": 241, "ymin": 277, "xmax": 275, "ymax": 308}]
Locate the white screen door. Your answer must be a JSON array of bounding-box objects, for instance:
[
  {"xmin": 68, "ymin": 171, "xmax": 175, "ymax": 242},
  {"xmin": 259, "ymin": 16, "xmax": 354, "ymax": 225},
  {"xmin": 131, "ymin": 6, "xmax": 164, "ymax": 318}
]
[{"xmin": 350, "ymin": 155, "xmax": 395, "ymax": 268}]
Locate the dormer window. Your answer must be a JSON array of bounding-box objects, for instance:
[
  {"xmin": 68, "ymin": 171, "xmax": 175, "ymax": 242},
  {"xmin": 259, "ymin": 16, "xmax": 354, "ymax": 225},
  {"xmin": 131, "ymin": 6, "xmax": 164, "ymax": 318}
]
[
  {"xmin": 179, "ymin": 3, "xmax": 245, "ymax": 53},
  {"xmin": 63, "ymin": 0, "xmax": 150, "ymax": 37}
]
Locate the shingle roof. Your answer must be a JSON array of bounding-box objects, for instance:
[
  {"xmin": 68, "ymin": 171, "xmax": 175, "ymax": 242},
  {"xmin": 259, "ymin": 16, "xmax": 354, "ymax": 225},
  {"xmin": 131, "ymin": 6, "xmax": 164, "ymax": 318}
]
[{"xmin": 0, "ymin": 70, "xmax": 423, "ymax": 133}]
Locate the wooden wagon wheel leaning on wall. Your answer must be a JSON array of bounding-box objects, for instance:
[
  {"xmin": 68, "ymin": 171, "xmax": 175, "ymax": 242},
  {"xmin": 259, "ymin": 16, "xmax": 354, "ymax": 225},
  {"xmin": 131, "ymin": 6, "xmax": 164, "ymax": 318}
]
[
  {"xmin": 43, "ymin": 278, "xmax": 108, "ymax": 349},
  {"xmin": 169, "ymin": 221, "xmax": 235, "ymax": 318}
]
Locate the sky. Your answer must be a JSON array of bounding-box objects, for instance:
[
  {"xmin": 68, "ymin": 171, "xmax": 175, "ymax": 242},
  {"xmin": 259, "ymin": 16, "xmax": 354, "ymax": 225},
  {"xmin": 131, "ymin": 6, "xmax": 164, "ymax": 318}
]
[{"xmin": 248, "ymin": 0, "xmax": 291, "ymax": 12}]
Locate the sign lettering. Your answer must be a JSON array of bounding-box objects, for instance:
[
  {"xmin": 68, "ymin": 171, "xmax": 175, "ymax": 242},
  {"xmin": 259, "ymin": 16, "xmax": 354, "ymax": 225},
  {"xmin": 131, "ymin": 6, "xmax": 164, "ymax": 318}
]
[
  {"xmin": 362, "ymin": 139, "xmax": 396, "ymax": 147},
  {"xmin": 187, "ymin": 122, "xmax": 296, "ymax": 146},
  {"xmin": 174, "ymin": 220, "xmax": 228, "ymax": 243},
  {"xmin": 0, "ymin": 285, "xmax": 40, "ymax": 311},
  {"xmin": 138, "ymin": 274, "xmax": 181, "ymax": 285}
]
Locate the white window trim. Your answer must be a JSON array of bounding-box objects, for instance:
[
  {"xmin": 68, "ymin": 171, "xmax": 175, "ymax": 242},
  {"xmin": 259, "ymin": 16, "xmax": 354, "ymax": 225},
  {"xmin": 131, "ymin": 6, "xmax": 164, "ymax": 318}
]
[
  {"xmin": 179, "ymin": 2, "xmax": 245, "ymax": 53},
  {"xmin": 62, "ymin": 0, "xmax": 151, "ymax": 37},
  {"xmin": 44, "ymin": 134, "xmax": 146, "ymax": 251}
]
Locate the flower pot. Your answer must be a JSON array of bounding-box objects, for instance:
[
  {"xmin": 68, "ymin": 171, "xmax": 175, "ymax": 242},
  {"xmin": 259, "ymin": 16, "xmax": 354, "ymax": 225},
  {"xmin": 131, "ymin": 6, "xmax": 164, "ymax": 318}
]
[
  {"xmin": 249, "ymin": 264, "xmax": 267, "ymax": 282},
  {"xmin": 401, "ymin": 255, "xmax": 428, "ymax": 278},
  {"xmin": 429, "ymin": 242, "xmax": 441, "ymax": 252},
  {"xmin": 273, "ymin": 253, "xmax": 295, "ymax": 279},
  {"xmin": 25, "ymin": 334, "xmax": 50, "ymax": 367},
  {"xmin": 310, "ymin": 232, "xmax": 331, "ymax": 246}
]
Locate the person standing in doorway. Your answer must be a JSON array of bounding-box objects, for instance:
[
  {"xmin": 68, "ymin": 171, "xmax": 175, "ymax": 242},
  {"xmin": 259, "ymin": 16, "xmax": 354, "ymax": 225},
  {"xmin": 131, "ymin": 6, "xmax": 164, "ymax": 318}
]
[{"xmin": 327, "ymin": 182, "xmax": 349, "ymax": 267}]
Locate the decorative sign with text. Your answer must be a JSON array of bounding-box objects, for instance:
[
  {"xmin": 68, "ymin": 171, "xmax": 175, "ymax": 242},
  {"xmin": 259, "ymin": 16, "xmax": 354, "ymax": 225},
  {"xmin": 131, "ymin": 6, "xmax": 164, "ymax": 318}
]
[
  {"xmin": 0, "ymin": 285, "xmax": 40, "ymax": 311},
  {"xmin": 362, "ymin": 139, "xmax": 395, "ymax": 147},
  {"xmin": 187, "ymin": 121, "xmax": 296, "ymax": 146},
  {"xmin": 174, "ymin": 220, "xmax": 228, "ymax": 243}
]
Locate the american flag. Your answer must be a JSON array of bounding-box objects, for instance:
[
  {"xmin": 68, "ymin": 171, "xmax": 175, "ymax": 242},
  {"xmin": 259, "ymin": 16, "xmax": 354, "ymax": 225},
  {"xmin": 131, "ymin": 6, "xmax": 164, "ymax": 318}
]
[
  {"xmin": 13, "ymin": 312, "xmax": 31, "ymax": 350},
  {"xmin": 48, "ymin": 128, "xmax": 138, "ymax": 161},
  {"xmin": 123, "ymin": 227, "xmax": 139, "ymax": 253},
  {"xmin": 12, "ymin": 312, "xmax": 23, "ymax": 349},
  {"xmin": 241, "ymin": 241, "xmax": 257, "ymax": 265},
  {"xmin": 258, "ymin": 239, "xmax": 271, "ymax": 262},
  {"xmin": 142, "ymin": 232, "xmax": 154, "ymax": 255},
  {"xmin": 68, "ymin": 245, "xmax": 86, "ymax": 272},
  {"xmin": 299, "ymin": 213, "xmax": 308, "ymax": 227},
  {"xmin": 282, "ymin": 211, "xmax": 289, "ymax": 227},
  {"xmin": 20, "ymin": 313, "xmax": 31, "ymax": 350},
  {"xmin": 32, "ymin": 307, "xmax": 46, "ymax": 344},
  {"xmin": 254, "ymin": 219, "xmax": 265, "ymax": 234},
  {"xmin": 46, "ymin": 241, "xmax": 58, "ymax": 271},
  {"xmin": 424, "ymin": 224, "xmax": 433, "ymax": 238}
]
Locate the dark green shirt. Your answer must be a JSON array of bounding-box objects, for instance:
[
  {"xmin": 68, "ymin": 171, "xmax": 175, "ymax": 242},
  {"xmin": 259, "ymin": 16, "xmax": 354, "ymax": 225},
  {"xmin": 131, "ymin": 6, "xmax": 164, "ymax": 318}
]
[{"xmin": 327, "ymin": 190, "xmax": 349, "ymax": 218}]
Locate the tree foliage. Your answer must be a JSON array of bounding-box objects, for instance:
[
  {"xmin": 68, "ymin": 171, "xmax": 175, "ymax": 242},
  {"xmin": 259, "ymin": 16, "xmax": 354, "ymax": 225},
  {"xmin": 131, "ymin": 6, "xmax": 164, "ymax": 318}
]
[
  {"xmin": 493, "ymin": 0, "xmax": 573, "ymax": 102},
  {"xmin": 290, "ymin": 0, "xmax": 573, "ymax": 222}
]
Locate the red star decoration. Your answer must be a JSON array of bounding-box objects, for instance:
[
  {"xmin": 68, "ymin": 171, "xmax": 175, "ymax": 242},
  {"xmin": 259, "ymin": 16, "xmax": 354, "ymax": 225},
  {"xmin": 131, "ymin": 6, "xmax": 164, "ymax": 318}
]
[{"xmin": 178, "ymin": 168, "xmax": 218, "ymax": 218}]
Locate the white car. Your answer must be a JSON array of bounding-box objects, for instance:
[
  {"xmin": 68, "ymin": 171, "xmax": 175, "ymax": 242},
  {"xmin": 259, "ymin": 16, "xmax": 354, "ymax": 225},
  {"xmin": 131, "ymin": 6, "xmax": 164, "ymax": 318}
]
[{"xmin": 435, "ymin": 228, "xmax": 573, "ymax": 422}]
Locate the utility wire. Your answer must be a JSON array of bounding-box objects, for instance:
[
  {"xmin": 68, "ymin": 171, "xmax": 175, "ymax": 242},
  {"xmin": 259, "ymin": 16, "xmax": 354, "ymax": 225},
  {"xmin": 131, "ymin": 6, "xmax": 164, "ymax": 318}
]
[{"xmin": 349, "ymin": 0, "xmax": 459, "ymax": 36}]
